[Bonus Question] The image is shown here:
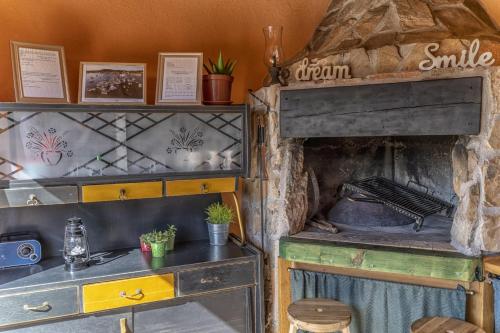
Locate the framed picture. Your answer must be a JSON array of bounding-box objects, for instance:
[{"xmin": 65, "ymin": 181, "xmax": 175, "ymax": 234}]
[
  {"xmin": 11, "ymin": 41, "xmax": 70, "ymax": 103},
  {"xmin": 78, "ymin": 62, "xmax": 147, "ymax": 105},
  {"xmin": 156, "ymin": 52, "xmax": 202, "ymax": 105}
]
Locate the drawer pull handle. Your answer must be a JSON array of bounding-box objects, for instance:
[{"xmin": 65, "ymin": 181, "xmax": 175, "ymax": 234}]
[
  {"xmin": 119, "ymin": 189, "xmax": 127, "ymax": 201},
  {"xmin": 200, "ymin": 183, "xmax": 209, "ymax": 194},
  {"xmin": 23, "ymin": 301, "xmax": 51, "ymax": 312},
  {"xmin": 200, "ymin": 277, "xmax": 221, "ymax": 284},
  {"xmin": 26, "ymin": 194, "xmax": 40, "ymax": 206},
  {"xmin": 119, "ymin": 288, "xmax": 143, "ymax": 299}
]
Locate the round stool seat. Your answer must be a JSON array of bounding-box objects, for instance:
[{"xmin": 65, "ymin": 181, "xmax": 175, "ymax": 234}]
[
  {"xmin": 411, "ymin": 317, "xmax": 485, "ymax": 333},
  {"xmin": 287, "ymin": 298, "xmax": 352, "ymax": 333}
]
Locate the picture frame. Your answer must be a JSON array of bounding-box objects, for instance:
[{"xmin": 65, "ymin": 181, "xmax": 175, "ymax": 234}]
[
  {"xmin": 78, "ymin": 62, "xmax": 147, "ymax": 105},
  {"xmin": 156, "ymin": 52, "xmax": 203, "ymax": 105},
  {"xmin": 11, "ymin": 41, "xmax": 70, "ymax": 103}
]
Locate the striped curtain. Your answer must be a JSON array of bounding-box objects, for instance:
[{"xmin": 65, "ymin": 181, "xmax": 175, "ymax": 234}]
[{"xmin": 291, "ymin": 270, "xmax": 466, "ymax": 333}]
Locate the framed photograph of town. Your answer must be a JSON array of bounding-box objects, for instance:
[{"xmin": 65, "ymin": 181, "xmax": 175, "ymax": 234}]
[
  {"xmin": 78, "ymin": 62, "xmax": 146, "ymax": 105},
  {"xmin": 156, "ymin": 52, "xmax": 202, "ymax": 105},
  {"xmin": 11, "ymin": 41, "xmax": 70, "ymax": 103}
]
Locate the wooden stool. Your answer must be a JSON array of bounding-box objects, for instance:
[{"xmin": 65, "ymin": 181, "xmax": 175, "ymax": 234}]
[
  {"xmin": 411, "ymin": 317, "xmax": 486, "ymax": 333},
  {"xmin": 287, "ymin": 298, "xmax": 352, "ymax": 333}
]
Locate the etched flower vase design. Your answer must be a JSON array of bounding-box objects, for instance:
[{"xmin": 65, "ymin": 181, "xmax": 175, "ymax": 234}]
[
  {"xmin": 166, "ymin": 126, "xmax": 204, "ymax": 171},
  {"xmin": 26, "ymin": 127, "xmax": 73, "ymax": 166}
]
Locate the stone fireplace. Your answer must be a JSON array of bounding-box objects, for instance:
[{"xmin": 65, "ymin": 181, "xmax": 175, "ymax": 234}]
[{"xmin": 242, "ymin": 0, "xmax": 500, "ymax": 331}]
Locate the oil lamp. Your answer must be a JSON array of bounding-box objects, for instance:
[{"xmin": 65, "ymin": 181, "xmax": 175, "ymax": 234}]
[
  {"xmin": 263, "ymin": 26, "xmax": 287, "ymax": 86},
  {"xmin": 63, "ymin": 217, "xmax": 90, "ymax": 272}
]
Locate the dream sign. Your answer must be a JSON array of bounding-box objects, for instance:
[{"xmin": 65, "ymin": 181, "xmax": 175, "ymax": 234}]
[
  {"xmin": 295, "ymin": 58, "xmax": 352, "ymax": 81},
  {"xmin": 419, "ymin": 39, "xmax": 495, "ymax": 71}
]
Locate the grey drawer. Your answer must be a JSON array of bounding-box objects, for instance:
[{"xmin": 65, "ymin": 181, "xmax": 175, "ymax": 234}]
[
  {"xmin": 0, "ymin": 186, "xmax": 78, "ymax": 208},
  {"xmin": 0, "ymin": 286, "xmax": 79, "ymax": 327},
  {"xmin": 178, "ymin": 261, "xmax": 255, "ymax": 296}
]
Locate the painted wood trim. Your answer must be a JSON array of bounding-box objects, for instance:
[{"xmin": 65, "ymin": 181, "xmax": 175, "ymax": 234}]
[
  {"xmin": 280, "ymin": 77, "xmax": 482, "ymax": 138},
  {"xmin": 279, "ymin": 238, "xmax": 479, "ymax": 282},
  {"xmin": 165, "ymin": 177, "xmax": 236, "ymax": 196},
  {"xmin": 82, "ymin": 274, "xmax": 175, "ymax": 313},
  {"xmin": 278, "ymin": 257, "xmax": 292, "ymax": 333},
  {"xmin": 81, "ymin": 181, "xmax": 163, "ymax": 203}
]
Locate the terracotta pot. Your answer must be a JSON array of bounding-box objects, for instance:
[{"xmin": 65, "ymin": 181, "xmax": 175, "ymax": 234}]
[{"xmin": 203, "ymin": 74, "xmax": 233, "ymax": 105}]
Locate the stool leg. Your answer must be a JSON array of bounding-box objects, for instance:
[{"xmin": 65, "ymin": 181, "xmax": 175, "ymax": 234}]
[{"xmin": 288, "ymin": 324, "xmax": 297, "ymax": 333}]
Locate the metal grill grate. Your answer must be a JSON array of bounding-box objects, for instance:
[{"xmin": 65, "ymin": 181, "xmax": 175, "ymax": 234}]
[{"xmin": 340, "ymin": 177, "xmax": 454, "ymax": 231}]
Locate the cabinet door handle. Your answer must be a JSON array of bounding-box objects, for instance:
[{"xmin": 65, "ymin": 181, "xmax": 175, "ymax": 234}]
[
  {"xmin": 120, "ymin": 318, "xmax": 128, "ymax": 333},
  {"xmin": 26, "ymin": 194, "xmax": 40, "ymax": 206},
  {"xmin": 200, "ymin": 183, "xmax": 209, "ymax": 194},
  {"xmin": 23, "ymin": 301, "xmax": 51, "ymax": 312},
  {"xmin": 200, "ymin": 276, "xmax": 221, "ymax": 284},
  {"xmin": 119, "ymin": 189, "xmax": 127, "ymax": 201},
  {"xmin": 119, "ymin": 288, "xmax": 143, "ymax": 299}
]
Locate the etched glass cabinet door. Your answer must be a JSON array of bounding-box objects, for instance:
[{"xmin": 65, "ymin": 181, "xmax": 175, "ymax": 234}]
[{"xmin": 0, "ymin": 105, "xmax": 247, "ymax": 182}]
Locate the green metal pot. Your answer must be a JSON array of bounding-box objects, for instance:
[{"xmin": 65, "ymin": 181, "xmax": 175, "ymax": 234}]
[{"xmin": 150, "ymin": 241, "xmax": 166, "ymax": 258}]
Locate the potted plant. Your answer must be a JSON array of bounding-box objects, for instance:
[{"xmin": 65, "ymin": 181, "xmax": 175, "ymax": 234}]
[
  {"xmin": 164, "ymin": 225, "xmax": 177, "ymax": 252},
  {"xmin": 149, "ymin": 230, "xmax": 168, "ymax": 258},
  {"xmin": 139, "ymin": 232, "xmax": 154, "ymax": 252},
  {"xmin": 205, "ymin": 202, "xmax": 234, "ymax": 246},
  {"xmin": 203, "ymin": 51, "xmax": 237, "ymax": 105}
]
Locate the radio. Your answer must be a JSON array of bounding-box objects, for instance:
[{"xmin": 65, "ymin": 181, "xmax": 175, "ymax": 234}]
[{"xmin": 0, "ymin": 232, "xmax": 42, "ymax": 269}]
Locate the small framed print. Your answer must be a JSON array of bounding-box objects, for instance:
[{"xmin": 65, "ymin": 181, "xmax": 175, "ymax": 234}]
[
  {"xmin": 78, "ymin": 62, "xmax": 147, "ymax": 105},
  {"xmin": 156, "ymin": 52, "xmax": 203, "ymax": 105},
  {"xmin": 11, "ymin": 41, "xmax": 70, "ymax": 103}
]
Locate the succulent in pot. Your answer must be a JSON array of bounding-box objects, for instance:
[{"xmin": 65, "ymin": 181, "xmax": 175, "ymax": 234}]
[
  {"xmin": 202, "ymin": 51, "xmax": 237, "ymax": 105},
  {"xmin": 149, "ymin": 230, "xmax": 169, "ymax": 258},
  {"xmin": 205, "ymin": 202, "xmax": 234, "ymax": 246},
  {"xmin": 164, "ymin": 225, "xmax": 177, "ymax": 252}
]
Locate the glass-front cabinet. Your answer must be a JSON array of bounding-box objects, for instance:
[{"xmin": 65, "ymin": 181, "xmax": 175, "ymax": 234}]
[{"xmin": 0, "ymin": 104, "xmax": 248, "ymax": 184}]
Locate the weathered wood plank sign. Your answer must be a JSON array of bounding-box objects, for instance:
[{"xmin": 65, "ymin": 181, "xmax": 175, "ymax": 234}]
[
  {"xmin": 295, "ymin": 58, "xmax": 351, "ymax": 81},
  {"xmin": 419, "ymin": 39, "xmax": 495, "ymax": 71}
]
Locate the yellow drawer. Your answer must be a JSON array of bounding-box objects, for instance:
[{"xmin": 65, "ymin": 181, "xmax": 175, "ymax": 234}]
[
  {"xmin": 82, "ymin": 274, "xmax": 175, "ymax": 313},
  {"xmin": 166, "ymin": 178, "xmax": 236, "ymax": 196},
  {"xmin": 81, "ymin": 181, "xmax": 163, "ymax": 203}
]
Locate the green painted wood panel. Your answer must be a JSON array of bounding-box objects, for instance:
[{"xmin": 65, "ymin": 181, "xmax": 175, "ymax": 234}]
[{"xmin": 279, "ymin": 238, "xmax": 479, "ymax": 282}]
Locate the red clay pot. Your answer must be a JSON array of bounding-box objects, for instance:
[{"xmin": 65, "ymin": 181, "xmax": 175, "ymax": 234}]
[{"xmin": 203, "ymin": 74, "xmax": 233, "ymax": 105}]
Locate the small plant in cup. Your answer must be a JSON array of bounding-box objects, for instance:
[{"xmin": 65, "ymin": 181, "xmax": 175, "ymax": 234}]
[
  {"xmin": 205, "ymin": 202, "xmax": 234, "ymax": 246},
  {"xmin": 139, "ymin": 232, "xmax": 154, "ymax": 252},
  {"xmin": 164, "ymin": 225, "xmax": 177, "ymax": 252},
  {"xmin": 150, "ymin": 230, "xmax": 169, "ymax": 258}
]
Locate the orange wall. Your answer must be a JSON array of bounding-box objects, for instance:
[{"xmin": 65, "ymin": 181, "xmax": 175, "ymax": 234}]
[{"xmin": 0, "ymin": 0, "xmax": 330, "ymax": 104}]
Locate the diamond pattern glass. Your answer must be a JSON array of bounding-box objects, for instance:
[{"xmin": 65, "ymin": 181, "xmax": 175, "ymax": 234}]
[{"xmin": 0, "ymin": 109, "xmax": 244, "ymax": 180}]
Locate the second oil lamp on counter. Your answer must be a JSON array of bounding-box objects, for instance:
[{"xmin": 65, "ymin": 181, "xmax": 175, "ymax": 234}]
[{"xmin": 63, "ymin": 217, "xmax": 91, "ymax": 272}]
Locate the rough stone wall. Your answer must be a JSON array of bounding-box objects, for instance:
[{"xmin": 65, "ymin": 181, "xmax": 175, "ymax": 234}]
[
  {"xmin": 450, "ymin": 68, "xmax": 500, "ymax": 254},
  {"xmin": 243, "ymin": 85, "xmax": 308, "ymax": 332},
  {"xmin": 289, "ymin": 0, "xmax": 500, "ymax": 64}
]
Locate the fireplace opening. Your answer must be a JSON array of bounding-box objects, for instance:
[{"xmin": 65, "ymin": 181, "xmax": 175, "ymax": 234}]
[{"xmin": 303, "ymin": 135, "xmax": 459, "ymax": 247}]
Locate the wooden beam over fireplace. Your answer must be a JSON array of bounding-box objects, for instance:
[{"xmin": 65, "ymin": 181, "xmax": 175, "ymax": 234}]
[{"xmin": 280, "ymin": 77, "xmax": 482, "ymax": 138}]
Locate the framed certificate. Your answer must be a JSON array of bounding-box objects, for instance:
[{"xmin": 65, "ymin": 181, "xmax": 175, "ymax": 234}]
[
  {"xmin": 156, "ymin": 52, "xmax": 202, "ymax": 105},
  {"xmin": 78, "ymin": 62, "xmax": 147, "ymax": 105},
  {"xmin": 11, "ymin": 41, "xmax": 70, "ymax": 103}
]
